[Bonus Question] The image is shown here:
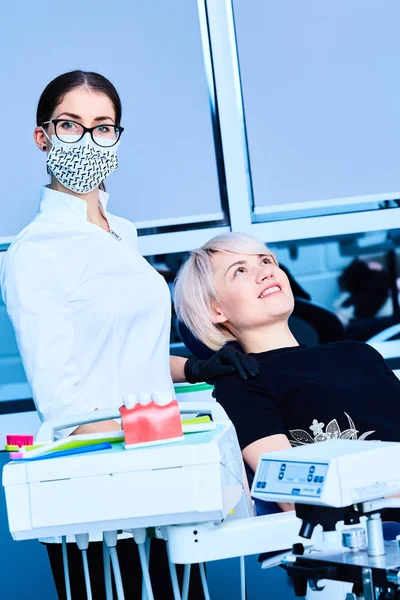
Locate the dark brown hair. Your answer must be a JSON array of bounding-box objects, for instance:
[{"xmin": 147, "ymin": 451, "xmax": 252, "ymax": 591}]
[{"xmin": 36, "ymin": 70, "xmax": 122, "ymax": 126}]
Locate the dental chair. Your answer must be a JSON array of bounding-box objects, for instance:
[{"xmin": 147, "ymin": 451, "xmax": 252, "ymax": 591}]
[
  {"xmin": 177, "ymin": 318, "xmax": 400, "ymax": 540},
  {"xmin": 367, "ymin": 323, "xmax": 400, "ymax": 377},
  {"xmin": 289, "ymin": 298, "xmax": 346, "ymax": 344}
]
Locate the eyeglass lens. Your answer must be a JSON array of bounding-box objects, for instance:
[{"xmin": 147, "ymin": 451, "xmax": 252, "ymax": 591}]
[{"xmin": 55, "ymin": 120, "xmax": 119, "ymax": 147}]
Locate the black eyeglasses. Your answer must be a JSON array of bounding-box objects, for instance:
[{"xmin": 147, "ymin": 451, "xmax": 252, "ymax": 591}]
[{"xmin": 41, "ymin": 119, "xmax": 124, "ymax": 148}]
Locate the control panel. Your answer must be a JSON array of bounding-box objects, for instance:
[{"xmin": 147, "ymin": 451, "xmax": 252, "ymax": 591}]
[{"xmin": 254, "ymin": 459, "xmax": 329, "ymax": 499}]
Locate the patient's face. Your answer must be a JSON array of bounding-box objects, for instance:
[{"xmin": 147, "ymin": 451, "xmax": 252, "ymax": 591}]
[{"xmin": 211, "ymin": 252, "xmax": 294, "ymax": 332}]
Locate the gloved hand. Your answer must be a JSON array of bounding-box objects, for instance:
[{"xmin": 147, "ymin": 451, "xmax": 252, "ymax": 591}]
[{"xmin": 184, "ymin": 345, "xmax": 260, "ymax": 385}]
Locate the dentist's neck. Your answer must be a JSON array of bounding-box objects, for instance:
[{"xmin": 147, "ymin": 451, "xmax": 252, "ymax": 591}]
[
  {"xmin": 237, "ymin": 320, "xmax": 299, "ymax": 354},
  {"xmin": 50, "ymin": 179, "xmax": 106, "ymax": 227}
]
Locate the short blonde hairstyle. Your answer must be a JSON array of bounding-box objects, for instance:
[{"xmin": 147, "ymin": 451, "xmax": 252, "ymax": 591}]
[{"xmin": 173, "ymin": 232, "xmax": 276, "ymax": 351}]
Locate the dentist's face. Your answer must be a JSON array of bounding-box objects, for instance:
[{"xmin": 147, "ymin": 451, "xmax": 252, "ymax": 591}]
[
  {"xmin": 211, "ymin": 252, "xmax": 294, "ymax": 335},
  {"xmin": 34, "ymin": 87, "xmax": 117, "ymax": 153}
]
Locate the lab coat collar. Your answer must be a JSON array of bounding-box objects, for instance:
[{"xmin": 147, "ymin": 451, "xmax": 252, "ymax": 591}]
[{"xmin": 38, "ymin": 186, "xmax": 110, "ymax": 222}]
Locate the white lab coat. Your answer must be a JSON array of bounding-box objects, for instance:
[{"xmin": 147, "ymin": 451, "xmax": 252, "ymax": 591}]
[{"xmin": 1, "ymin": 186, "xmax": 173, "ymax": 436}]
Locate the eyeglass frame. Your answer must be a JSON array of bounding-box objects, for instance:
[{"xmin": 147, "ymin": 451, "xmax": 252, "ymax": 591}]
[{"xmin": 41, "ymin": 119, "xmax": 124, "ymax": 147}]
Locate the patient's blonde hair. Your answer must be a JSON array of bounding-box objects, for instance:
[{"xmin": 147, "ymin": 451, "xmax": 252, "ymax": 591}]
[{"xmin": 174, "ymin": 233, "xmax": 276, "ymax": 351}]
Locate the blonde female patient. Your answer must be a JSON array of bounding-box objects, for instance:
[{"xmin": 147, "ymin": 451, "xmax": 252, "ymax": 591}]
[{"xmin": 174, "ymin": 233, "xmax": 400, "ymax": 512}]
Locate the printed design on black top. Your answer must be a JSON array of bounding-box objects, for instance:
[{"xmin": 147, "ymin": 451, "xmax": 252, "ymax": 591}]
[{"xmin": 289, "ymin": 412, "xmax": 375, "ymax": 446}]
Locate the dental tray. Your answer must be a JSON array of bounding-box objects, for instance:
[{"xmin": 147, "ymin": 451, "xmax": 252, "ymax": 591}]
[{"xmin": 7, "ymin": 416, "xmax": 216, "ymax": 460}]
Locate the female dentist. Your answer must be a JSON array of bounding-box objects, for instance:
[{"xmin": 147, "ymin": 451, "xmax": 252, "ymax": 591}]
[{"xmin": 1, "ymin": 70, "xmax": 258, "ymax": 599}]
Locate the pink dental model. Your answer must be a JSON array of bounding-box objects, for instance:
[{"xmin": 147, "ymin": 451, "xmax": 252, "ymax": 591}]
[{"xmin": 119, "ymin": 391, "xmax": 184, "ymax": 449}]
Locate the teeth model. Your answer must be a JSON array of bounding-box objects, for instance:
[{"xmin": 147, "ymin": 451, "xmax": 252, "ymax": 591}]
[
  {"xmin": 152, "ymin": 390, "xmax": 173, "ymax": 406},
  {"xmin": 120, "ymin": 389, "xmax": 183, "ymax": 449},
  {"xmin": 123, "ymin": 393, "xmax": 137, "ymax": 409},
  {"xmin": 122, "ymin": 391, "xmax": 173, "ymax": 408},
  {"xmin": 137, "ymin": 392, "xmax": 152, "ymax": 405}
]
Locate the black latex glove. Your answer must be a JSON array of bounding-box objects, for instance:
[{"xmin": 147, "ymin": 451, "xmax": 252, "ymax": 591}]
[{"xmin": 184, "ymin": 345, "xmax": 260, "ymax": 385}]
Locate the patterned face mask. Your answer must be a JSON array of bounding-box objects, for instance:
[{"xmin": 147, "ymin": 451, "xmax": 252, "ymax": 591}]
[{"xmin": 45, "ymin": 134, "xmax": 120, "ymax": 194}]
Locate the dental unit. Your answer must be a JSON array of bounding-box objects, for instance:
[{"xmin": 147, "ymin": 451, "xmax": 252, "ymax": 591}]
[
  {"xmin": 252, "ymin": 440, "xmax": 400, "ymax": 600},
  {"xmin": 2, "ymin": 395, "xmax": 308, "ymax": 600}
]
